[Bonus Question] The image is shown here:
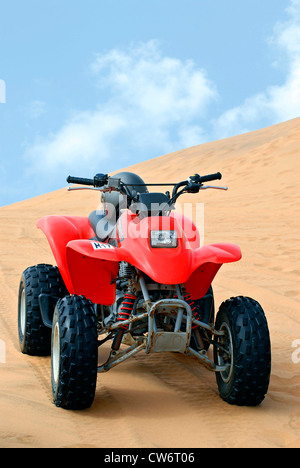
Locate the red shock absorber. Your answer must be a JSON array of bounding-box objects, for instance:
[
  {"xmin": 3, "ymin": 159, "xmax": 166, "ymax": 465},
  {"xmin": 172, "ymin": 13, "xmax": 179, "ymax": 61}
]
[
  {"xmin": 117, "ymin": 293, "xmax": 137, "ymax": 329},
  {"xmin": 174, "ymin": 290, "xmax": 198, "ymax": 329},
  {"xmin": 183, "ymin": 292, "xmax": 199, "ymax": 329},
  {"xmin": 183, "ymin": 291, "xmax": 206, "ymax": 350},
  {"xmin": 112, "ymin": 293, "xmax": 137, "ymax": 351}
]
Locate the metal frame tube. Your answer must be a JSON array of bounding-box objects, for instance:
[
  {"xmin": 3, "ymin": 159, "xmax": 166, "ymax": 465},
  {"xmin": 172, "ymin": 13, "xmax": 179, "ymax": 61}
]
[
  {"xmin": 98, "ymin": 340, "xmax": 146, "ymax": 373},
  {"xmin": 146, "ymin": 299, "xmax": 192, "ymax": 354}
]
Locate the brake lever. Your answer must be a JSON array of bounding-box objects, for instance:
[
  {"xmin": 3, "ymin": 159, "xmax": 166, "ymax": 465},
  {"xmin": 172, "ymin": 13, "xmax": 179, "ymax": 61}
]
[
  {"xmin": 67, "ymin": 187, "xmax": 103, "ymax": 192},
  {"xmin": 200, "ymin": 185, "xmax": 228, "ymax": 190}
]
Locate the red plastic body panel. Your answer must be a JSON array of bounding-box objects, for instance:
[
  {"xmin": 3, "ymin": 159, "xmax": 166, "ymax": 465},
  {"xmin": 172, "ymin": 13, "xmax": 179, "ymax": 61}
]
[
  {"xmin": 37, "ymin": 216, "xmax": 95, "ymax": 295},
  {"xmin": 37, "ymin": 211, "xmax": 242, "ymax": 305}
]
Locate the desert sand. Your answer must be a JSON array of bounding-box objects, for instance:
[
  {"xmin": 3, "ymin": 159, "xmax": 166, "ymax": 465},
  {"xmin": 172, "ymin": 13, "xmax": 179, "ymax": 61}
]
[{"xmin": 0, "ymin": 118, "xmax": 299, "ymax": 448}]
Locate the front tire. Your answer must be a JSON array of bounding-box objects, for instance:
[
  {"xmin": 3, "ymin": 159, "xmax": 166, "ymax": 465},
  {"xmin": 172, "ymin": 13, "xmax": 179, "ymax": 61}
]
[
  {"xmin": 51, "ymin": 295, "xmax": 98, "ymax": 410},
  {"xmin": 214, "ymin": 296, "xmax": 271, "ymax": 406},
  {"xmin": 18, "ymin": 264, "xmax": 67, "ymax": 356}
]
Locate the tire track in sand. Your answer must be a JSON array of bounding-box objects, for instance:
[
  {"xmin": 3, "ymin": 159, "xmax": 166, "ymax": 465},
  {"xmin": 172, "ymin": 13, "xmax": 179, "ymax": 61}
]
[{"xmin": 133, "ymin": 351, "xmax": 277, "ymax": 448}]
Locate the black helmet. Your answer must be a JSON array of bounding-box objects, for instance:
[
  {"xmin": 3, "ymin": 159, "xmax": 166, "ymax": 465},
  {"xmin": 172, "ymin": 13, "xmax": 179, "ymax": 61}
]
[
  {"xmin": 102, "ymin": 172, "xmax": 148, "ymax": 211},
  {"xmin": 116, "ymin": 172, "xmax": 148, "ymax": 200}
]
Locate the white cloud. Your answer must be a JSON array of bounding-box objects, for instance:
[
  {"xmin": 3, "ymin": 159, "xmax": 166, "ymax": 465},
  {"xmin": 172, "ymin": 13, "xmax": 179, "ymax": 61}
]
[
  {"xmin": 92, "ymin": 41, "xmax": 216, "ymax": 123},
  {"xmin": 24, "ymin": 111, "xmax": 125, "ymax": 176},
  {"xmin": 212, "ymin": 0, "xmax": 300, "ymax": 138},
  {"xmin": 23, "ymin": 40, "xmax": 217, "ymax": 185}
]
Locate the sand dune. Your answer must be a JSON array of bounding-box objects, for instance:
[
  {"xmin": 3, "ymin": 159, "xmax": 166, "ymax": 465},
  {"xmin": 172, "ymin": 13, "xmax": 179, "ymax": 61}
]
[{"xmin": 0, "ymin": 118, "xmax": 299, "ymax": 448}]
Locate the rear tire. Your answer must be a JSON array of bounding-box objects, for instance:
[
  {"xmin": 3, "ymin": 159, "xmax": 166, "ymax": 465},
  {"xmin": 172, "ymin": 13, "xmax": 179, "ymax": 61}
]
[
  {"xmin": 51, "ymin": 295, "xmax": 98, "ymax": 410},
  {"xmin": 18, "ymin": 264, "xmax": 67, "ymax": 356},
  {"xmin": 214, "ymin": 296, "xmax": 271, "ymax": 406}
]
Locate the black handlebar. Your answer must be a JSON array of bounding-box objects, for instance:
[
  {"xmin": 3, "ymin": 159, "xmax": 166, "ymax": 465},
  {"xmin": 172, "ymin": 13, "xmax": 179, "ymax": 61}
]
[
  {"xmin": 198, "ymin": 172, "xmax": 222, "ymax": 183},
  {"xmin": 67, "ymin": 173, "xmax": 108, "ymax": 187},
  {"xmin": 67, "ymin": 172, "xmax": 222, "ymax": 187},
  {"xmin": 171, "ymin": 172, "xmax": 222, "ymax": 199},
  {"xmin": 67, "ymin": 172, "xmax": 223, "ymax": 204},
  {"xmin": 67, "ymin": 176, "xmax": 95, "ymax": 186}
]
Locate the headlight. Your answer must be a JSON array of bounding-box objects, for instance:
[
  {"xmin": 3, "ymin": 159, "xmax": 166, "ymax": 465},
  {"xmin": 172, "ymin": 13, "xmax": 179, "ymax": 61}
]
[{"xmin": 150, "ymin": 230, "xmax": 178, "ymax": 248}]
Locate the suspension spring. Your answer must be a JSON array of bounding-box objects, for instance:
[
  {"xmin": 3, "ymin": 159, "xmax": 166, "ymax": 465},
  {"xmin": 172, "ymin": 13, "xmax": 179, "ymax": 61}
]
[
  {"xmin": 112, "ymin": 293, "xmax": 137, "ymax": 351},
  {"xmin": 183, "ymin": 291, "xmax": 207, "ymax": 349},
  {"xmin": 173, "ymin": 290, "xmax": 198, "ymax": 329},
  {"xmin": 182, "ymin": 292, "xmax": 199, "ymax": 329},
  {"xmin": 117, "ymin": 293, "xmax": 137, "ymax": 329}
]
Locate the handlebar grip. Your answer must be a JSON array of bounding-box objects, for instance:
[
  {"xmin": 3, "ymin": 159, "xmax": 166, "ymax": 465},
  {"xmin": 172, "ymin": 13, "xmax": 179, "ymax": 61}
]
[
  {"xmin": 199, "ymin": 172, "xmax": 222, "ymax": 183},
  {"xmin": 67, "ymin": 176, "xmax": 95, "ymax": 186}
]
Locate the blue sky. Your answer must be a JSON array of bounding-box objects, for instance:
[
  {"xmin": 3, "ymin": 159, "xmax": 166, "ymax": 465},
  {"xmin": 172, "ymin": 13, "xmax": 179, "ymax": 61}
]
[{"xmin": 0, "ymin": 0, "xmax": 299, "ymax": 206}]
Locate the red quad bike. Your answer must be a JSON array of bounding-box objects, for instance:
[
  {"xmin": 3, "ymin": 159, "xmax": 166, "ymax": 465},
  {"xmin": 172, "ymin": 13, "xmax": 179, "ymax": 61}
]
[{"xmin": 18, "ymin": 171, "xmax": 271, "ymax": 410}]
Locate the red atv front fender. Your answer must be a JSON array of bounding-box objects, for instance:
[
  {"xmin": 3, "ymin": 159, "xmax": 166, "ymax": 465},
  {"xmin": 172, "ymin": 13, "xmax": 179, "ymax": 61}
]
[
  {"xmin": 67, "ymin": 239, "xmax": 241, "ymax": 303},
  {"xmin": 37, "ymin": 215, "xmax": 242, "ymax": 305},
  {"xmin": 184, "ymin": 243, "xmax": 242, "ymax": 299},
  {"xmin": 37, "ymin": 216, "xmax": 96, "ymax": 295}
]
